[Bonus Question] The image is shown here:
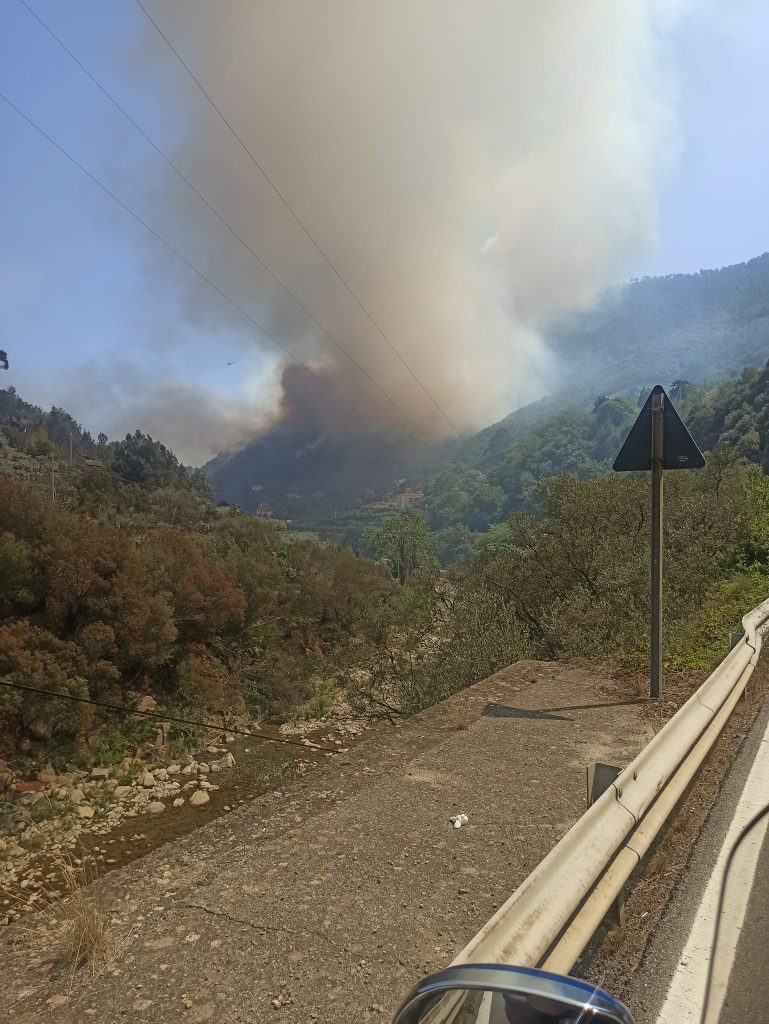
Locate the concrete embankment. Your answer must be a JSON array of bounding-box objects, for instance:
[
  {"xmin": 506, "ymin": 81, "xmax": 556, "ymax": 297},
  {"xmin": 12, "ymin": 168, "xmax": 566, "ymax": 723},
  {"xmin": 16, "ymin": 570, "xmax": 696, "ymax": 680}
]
[{"xmin": 3, "ymin": 660, "xmax": 673, "ymax": 1024}]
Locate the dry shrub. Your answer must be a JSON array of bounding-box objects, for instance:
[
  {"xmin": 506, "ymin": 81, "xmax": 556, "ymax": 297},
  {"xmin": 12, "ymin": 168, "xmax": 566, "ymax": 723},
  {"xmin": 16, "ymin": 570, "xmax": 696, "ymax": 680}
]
[
  {"xmin": 2, "ymin": 848, "xmax": 123, "ymax": 998},
  {"xmin": 54, "ymin": 858, "xmax": 108, "ymax": 978},
  {"xmin": 451, "ymin": 710, "xmax": 473, "ymax": 731}
]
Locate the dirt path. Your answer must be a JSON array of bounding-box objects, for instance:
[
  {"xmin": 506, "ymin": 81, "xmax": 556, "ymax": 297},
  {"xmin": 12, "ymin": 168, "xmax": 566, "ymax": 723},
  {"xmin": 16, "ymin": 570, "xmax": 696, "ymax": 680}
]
[{"xmin": 2, "ymin": 661, "xmax": 666, "ymax": 1023}]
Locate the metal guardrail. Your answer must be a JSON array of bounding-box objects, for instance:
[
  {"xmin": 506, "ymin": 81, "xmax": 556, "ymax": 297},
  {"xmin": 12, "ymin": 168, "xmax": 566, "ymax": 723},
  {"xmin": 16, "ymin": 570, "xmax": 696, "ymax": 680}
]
[{"xmin": 450, "ymin": 597, "xmax": 769, "ymax": 973}]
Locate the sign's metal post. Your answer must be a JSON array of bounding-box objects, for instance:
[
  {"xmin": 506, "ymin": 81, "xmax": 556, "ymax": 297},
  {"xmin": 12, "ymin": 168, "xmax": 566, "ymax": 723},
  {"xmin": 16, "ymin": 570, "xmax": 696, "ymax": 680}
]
[
  {"xmin": 613, "ymin": 384, "xmax": 704, "ymax": 700},
  {"xmin": 650, "ymin": 391, "xmax": 664, "ymax": 698}
]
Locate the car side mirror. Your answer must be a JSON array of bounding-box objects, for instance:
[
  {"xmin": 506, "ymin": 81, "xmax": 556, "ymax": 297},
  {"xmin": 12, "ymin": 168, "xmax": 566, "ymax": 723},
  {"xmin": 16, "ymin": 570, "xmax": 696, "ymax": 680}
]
[{"xmin": 393, "ymin": 964, "xmax": 636, "ymax": 1024}]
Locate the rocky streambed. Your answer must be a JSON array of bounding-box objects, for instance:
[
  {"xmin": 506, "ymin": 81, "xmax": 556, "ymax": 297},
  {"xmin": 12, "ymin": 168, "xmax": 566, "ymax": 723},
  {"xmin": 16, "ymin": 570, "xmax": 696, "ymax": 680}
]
[{"xmin": 0, "ymin": 716, "xmax": 372, "ymax": 924}]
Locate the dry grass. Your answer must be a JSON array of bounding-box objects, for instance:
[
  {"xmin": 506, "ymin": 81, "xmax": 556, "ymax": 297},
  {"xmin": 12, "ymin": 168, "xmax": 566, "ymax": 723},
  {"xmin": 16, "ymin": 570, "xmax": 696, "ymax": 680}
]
[
  {"xmin": 450, "ymin": 709, "xmax": 474, "ymax": 731},
  {"xmin": 1, "ymin": 845, "xmax": 127, "ymax": 1006},
  {"xmin": 53, "ymin": 857, "xmax": 108, "ymax": 977}
]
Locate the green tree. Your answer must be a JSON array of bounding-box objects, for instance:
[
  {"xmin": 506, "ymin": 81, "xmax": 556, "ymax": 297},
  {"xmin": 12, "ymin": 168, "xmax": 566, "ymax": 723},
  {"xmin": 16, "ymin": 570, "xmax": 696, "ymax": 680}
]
[
  {"xmin": 427, "ymin": 469, "xmax": 504, "ymax": 533},
  {"xmin": 367, "ymin": 512, "xmax": 436, "ymax": 585},
  {"xmin": 111, "ymin": 430, "xmax": 190, "ymax": 489}
]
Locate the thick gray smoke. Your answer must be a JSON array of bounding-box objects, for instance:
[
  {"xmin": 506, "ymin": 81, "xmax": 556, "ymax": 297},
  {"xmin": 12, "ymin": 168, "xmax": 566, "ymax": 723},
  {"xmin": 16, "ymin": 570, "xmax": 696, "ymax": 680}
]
[{"xmin": 137, "ymin": 0, "xmax": 687, "ymax": 450}]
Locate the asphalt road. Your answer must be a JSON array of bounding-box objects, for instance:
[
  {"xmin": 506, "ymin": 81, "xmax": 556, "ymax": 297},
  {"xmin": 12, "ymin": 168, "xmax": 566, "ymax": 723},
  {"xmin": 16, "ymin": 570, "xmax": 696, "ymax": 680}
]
[
  {"xmin": 621, "ymin": 694, "xmax": 769, "ymax": 1024},
  {"xmin": 718, "ymin": 821, "xmax": 769, "ymax": 1023}
]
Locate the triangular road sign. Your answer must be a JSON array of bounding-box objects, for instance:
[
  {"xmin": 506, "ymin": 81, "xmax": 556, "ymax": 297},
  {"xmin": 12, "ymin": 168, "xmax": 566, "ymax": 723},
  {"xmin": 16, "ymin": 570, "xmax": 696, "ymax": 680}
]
[{"xmin": 613, "ymin": 385, "xmax": 705, "ymax": 472}]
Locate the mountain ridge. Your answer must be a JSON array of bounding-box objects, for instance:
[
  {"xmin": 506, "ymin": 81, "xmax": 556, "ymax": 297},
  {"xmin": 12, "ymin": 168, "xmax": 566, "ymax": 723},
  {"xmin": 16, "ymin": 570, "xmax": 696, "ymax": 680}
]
[{"xmin": 205, "ymin": 253, "xmax": 769, "ymax": 518}]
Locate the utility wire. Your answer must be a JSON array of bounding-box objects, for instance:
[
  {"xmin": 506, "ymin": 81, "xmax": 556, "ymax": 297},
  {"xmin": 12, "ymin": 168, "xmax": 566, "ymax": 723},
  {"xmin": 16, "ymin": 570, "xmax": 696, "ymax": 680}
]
[
  {"xmin": 0, "ymin": 679, "xmax": 339, "ymax": 753},
  {"xmin": 18, "ymin": 0, "xmax": 430, "ymax": 442},
  {"xmin": 0, "ymin": 90, "xmax": 389, "ymax": 441},
  {"xmin": 134, "ymin": 0, "xmax": 467, "ymax": 443}
]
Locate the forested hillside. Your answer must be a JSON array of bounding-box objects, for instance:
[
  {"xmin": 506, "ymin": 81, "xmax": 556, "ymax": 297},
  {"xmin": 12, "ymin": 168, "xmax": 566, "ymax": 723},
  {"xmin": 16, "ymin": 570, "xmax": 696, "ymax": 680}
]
[
  {"xmin": 5, "ymin": 353, "xmax": 769, "ymax": 772},
  {"xmin": 318, "ymin": 363, "xmax": 769, "ymax": 560},
  {"xmin": 205, "ymin": 255, "xmax": 769, "ymax": 523},
  {"xmin": 549, "ymin": 253, "xmax": 769, "ymax": 391},
  {"xmin": 0, "ymin": 396, "xmax": 396, "ymax": 766}
]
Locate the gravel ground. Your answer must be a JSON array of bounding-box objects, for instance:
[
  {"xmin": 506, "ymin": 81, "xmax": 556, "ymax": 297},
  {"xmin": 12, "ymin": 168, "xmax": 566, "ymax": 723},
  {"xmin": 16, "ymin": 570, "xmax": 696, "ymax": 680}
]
[{"xmin": 1, "ymin": 660, "xmax": 669, "ymax": 1024}]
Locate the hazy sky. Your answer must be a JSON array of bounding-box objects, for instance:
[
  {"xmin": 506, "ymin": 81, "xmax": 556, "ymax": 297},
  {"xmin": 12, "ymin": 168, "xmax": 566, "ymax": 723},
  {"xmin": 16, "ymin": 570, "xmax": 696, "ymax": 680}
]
[{"xmin": 1, "ymin": 0, "xmax": 767, "ymax": 462}]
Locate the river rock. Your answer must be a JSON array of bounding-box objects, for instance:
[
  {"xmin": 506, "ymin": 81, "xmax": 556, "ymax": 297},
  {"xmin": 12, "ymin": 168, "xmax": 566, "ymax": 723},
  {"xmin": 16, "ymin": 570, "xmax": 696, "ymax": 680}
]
[
  {"xmin": 69, "ymin": 788, "xmax": 85, "ymax": 805},
  {"xmin": 19, "ymin": 791, "xmax": 46, "ymax": 806},
  {"xmin": 181, "ymin": 763, "xmax": 195, "ymax": 775},
  {"xmin": 197, "ymin": 763, "xmax": 210, "ymax": 775},
  {"xmin": 166, "ymin": 763, "xmax": 181, "ymax": 776},
  {"xmin": 103, "ymin": 778, "xmax": 119, "ymax": 792},
  {"xmin": 113, "ymin": 786, "xmax": 133, "ymax": 800},
  {"xmin": 172, "ymin": 797, "xmax": 184, "ymax": 807},
  {"xmin": 137, "ymin": 695, "xmax": 157, "ymax": 712},
  {"xmin": 148, "ymin": 801, "xmax": 165, "ymax": 815},
  {"xmin": 77, "ymin": 804, "xmax": 95, "ymax": 819},
  {"xmin": 89, "ymin": 767, "xmax": 110, "ymax": 781},
  {"xmin": 189, "ymin": 790, "xmax": 210, "ymax": 806},
  {"xmin": 153, "ymin": 768, "xmax": 168, "ymax": 782},
  {"xmin": 140, "ymin": 771, "xmax": 156, "ymax": 788},
  {"xmin": 213, "ymin": 752, "xmax": 235, "ymax": 770}
]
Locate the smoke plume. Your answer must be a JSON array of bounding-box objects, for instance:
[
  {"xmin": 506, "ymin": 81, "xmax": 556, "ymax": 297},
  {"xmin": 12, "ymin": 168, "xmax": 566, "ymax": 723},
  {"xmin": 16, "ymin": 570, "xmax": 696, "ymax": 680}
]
[{"xmin": 137, "ymin": 0, "xmax": 686, "ymax": 449}]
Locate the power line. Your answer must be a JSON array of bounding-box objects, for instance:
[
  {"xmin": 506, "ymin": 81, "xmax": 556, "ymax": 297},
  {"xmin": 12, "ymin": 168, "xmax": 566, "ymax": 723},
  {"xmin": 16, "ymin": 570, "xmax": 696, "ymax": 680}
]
[
  {"xmin": 18, "ymin": 0, "xmax": 430, "ymax": 442},
  {"xmin": 0, "ymin": 89, "xmax": 387, "ymax": 441},
  {"xmin": 0, "ymin": 679, "xmax": 339, "ymax": 753},
  {"xmin": 134, "ymin": 0, "xmax": 467, "ymax": 443}
]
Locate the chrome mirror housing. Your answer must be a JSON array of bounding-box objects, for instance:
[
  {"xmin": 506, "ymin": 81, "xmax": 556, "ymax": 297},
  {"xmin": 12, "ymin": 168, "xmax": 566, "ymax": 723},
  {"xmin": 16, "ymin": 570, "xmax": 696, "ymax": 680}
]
[{"xmin": 393, "ymin": 963, "xmax": 636, "ymax": 1024}]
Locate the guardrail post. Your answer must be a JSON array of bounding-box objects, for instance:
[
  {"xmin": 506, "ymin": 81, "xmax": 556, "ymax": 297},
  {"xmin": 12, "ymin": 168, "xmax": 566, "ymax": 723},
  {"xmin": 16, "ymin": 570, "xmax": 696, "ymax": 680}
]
[
  {"xmin": 610, "ymin": 887, "xmax": 626, "ymax": 928},
  {"xmin": 587, "ymin": 763, "xmax": 621, "ymax": 807},
  {"xmin": 729, "ymin": 634, "xmax": 748, "ymax": 699}
]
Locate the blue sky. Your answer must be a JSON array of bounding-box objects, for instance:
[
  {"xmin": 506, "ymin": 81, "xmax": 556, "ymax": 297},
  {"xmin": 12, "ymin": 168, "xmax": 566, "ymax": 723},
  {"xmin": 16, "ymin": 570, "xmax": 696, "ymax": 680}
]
[
  {"xmin": 1, "ymin": 0, "xmax": 767, "ymax": 461},
  {"xmin": 647, "ymin": 0, "xmax": 769, "ymax": 277}
]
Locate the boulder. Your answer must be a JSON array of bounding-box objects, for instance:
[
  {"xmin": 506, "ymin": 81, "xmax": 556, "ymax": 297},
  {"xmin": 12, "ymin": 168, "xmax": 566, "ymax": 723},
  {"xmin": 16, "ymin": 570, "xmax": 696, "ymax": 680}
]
[
  {"xmin": 103, "ymin": 778, "xmax": 119, "ymax": 792},
  {"xmin": 136, "ymin": 695, "xmax": 157, "ymax": 712},
  {"xmin": 189, "ymin": 789, "xmax": 210, "ymax": 807},
  {"xmin": 89, "ymin": 767, "xmax": 110, "ymax": 781},
  {"xmin": 69, "ymin": 788, "xmax": 85, "ymax": 805},
  {"xmin": 19, "ymin": 791, "xmax": 46, "ymax": 807},
  {"xmin": 197, "ymin": 763, "xmax": 210, "ymax": 775},
  {"xmin": 140, "ymin": 771, "xmax": 156, "ymax": 789},
  {"xmin": 113, "ymin": 786, "xmax": 133, "ymax": 800},
  {"xmin": 77, "ymin": 804, "xmax": 95, "ymax": 819},
  {"xmin": 166, "ymin": 763, "xmax": 181, "ymax": 776},
  {"xmin": 213, "ymin": 752, "xmax": 235, "ymax": 770},
  {"xmin": 172, "ymin": 797, "xmax": 185, "ymax": 807},
  {"xmin": 147, "ymin": 801, "xmax": 165, "ymax": 815},
  {"xmin": 153, "ymin": 767, "xmax": 168, "ymax": 782}
]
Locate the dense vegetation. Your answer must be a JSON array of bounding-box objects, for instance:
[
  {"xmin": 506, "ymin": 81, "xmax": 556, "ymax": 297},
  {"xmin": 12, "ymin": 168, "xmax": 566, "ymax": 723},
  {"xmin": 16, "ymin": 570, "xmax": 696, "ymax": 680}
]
[
  {"xmin": 4, "ymin": 353, "xmax": 769, "ymax": 768},
  {"xmin": 549, "ymin": 253, "xmax": 769, "ymax": 392},
  {"xmin": 0, "ymin": 398, "xmax": 395, "ymax": 765},
  {"xmin": 204, "ymin": 254, "xmax": 769, "ymax": 524}
]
